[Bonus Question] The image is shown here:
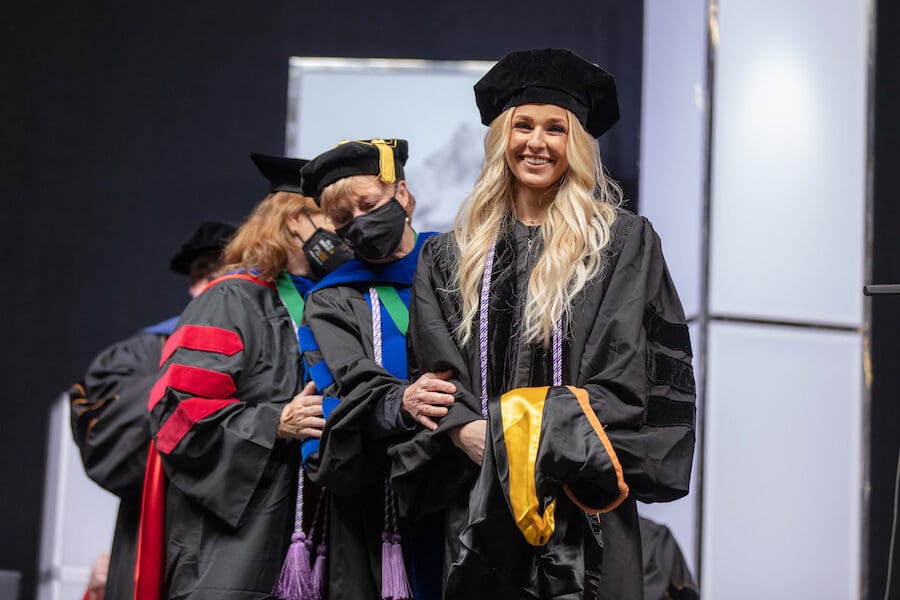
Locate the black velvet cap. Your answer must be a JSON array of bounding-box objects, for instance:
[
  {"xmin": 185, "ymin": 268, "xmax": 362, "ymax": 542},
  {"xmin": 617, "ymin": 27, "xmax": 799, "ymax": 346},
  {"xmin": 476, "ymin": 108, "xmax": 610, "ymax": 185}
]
[
  {"xmin": 300, "ymin": 139, "xmax": 408, "ymax": 202},
  {"xmin": 169, "ymin": 221, "xmax": 237, "ymax": 274},
  {"xmin": 250, "ymin": 152, "xmax": 309, "ymax": 194},
  {"xmin": 474, "ymin": 48, "xmax": 619, "ymax": 138}
]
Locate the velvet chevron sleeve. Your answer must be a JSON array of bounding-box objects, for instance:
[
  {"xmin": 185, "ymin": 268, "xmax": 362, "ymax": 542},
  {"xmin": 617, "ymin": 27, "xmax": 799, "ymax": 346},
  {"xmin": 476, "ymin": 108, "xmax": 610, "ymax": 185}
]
[
  {"xmin": 70, "ymin": 332, "xmax": 163, "ymax": 497},
  {"xmin": 148, "ymin": 279, "xmax": 302, "ymax": 528},
  {"xmin": 573, "ymin": 215, "xmax": 696, "ymax": 503}
]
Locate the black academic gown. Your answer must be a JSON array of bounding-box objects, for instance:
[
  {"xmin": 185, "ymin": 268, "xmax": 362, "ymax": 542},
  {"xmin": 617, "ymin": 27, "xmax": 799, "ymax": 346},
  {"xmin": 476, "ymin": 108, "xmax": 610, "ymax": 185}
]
[
  {"xmin": 391, "ymin": 211, "xmax": 696, "ymax": 600},
  {"xmin": 149, "ymin": 274, "xmax": 303, "ymax": 599},
  {"xmin": 71, "ymin": 324, "xmax": 172, "ymax": 600},
  {"xmin": 301, "ymin": 233, "xmax": 441, "ymax": 600},
  {"xmin": 301, "ymin": 281, "xmax": 398, "ymax": 600},
  {"xmin": 638, "ymin": 517, "xmax": 698, "ymax": 600}
]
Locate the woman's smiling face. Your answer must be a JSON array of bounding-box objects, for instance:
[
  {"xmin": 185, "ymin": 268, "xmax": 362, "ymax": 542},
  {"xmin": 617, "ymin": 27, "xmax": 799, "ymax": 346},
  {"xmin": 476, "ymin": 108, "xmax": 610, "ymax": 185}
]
[{"xmin": 505, "ymin": 104, "xmax": 569, "ymax": 193}]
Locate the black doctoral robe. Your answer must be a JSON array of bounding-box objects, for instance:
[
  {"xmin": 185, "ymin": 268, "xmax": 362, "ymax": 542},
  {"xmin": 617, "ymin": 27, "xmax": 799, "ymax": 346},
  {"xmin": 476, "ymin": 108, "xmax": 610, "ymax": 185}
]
[
  {"xmin": 148, "ymin": 274, "xmax": 303, "ymax": 599},
  {"xmin": 301, "ymin": 233, "xmax": 442, "ymax": 600},
  {"xmin": 391, "ymin": 211, "xmax": 696, "ymax": 600},
  {"xmin": 70, "ymin": 323, "xmax": 173, "ymax": 600}
]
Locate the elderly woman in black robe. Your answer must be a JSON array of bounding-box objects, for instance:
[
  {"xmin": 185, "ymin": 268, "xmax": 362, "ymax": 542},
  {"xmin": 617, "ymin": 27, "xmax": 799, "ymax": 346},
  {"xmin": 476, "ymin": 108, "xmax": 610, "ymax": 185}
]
[{"xmin": 297, "ymin": 139, "xmax": 454, "ymax": 600}]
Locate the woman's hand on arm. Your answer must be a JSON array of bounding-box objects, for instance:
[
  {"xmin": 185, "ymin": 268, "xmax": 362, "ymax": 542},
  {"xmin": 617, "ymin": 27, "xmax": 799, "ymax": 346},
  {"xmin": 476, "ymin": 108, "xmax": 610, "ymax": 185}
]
[
  {"xmin": 449, "ymin": 419, "xmax": 486, "ymax": 465},
  {"xmin": 277, "ymin": 381, "xmax": 325, "ymax": 440},
  {"xmin": 402, "ymin": 369, "xmax": 457, "ymax": 431}
]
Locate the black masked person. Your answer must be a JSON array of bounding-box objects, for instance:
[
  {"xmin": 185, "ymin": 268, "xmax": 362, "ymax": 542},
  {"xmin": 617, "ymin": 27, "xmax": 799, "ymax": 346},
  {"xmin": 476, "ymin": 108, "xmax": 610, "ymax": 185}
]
[
  {"xmin": 390, "ymin": 49, "xmax": 697, "ymax": 600},
  {"xmin": 69, "ymin": 220, "xmax": 235, "ymax": 600},
  {"xmin": 137, "ymin": 153, "xmax": 351, "ymax": 600},
  {"xmin": 297, "ymin": 139, "xmax": 455, "ymax": 600}
]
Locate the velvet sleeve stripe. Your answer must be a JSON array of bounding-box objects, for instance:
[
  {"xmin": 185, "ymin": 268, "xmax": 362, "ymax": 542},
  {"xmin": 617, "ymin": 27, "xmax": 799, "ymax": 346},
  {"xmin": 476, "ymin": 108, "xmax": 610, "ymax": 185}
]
[
  {"xmin": 645, "ymin": 396, "xmax": 696, "ymax": 427},
  {"xmin": 644, "ymin": 307, "xmax": 692, "ymax": 356},
  {"xmin": 300, "ymin": 395, "xmax": 340, "ymax": 464},
  {"xmin": 147, "ymin": 364, "xmax": 237, "ymax": 410},
  {"xmin": 308, "ymin": 361, "xmax": 335, "ymax": 391},
  {"xmin": 646, "ymin": 352, "xmax": 696, "ymax": 394},
  {"xmin": 155, "ymin": 398, "xmax": 239, "ymax": 454},
  {"xmin": 158, "ymin": 325, "xmax": 243, "ymax": 367},
  {"xmin": 298, "ymin": 326, "xmax": 319, "ymax": 352},
  {"xmin": 564, "ymin": 386, "xmax": 629, "ymax": 514}
]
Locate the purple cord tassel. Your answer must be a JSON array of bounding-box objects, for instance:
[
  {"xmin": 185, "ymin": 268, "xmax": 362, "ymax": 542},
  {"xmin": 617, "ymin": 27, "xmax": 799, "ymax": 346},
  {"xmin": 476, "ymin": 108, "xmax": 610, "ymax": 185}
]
[
  {"xmin": 381, "ymin": 531, "xmax": 395, "ymax": 600},
  {"xmin": 273, "ymin": 531, "xmax": 314, "ymax": 600},
  {"xmin": 385, "ymin": 534, "xmax": 412, "ymax": 600},
  {"xmin": 381, "ymin": 530, "xmax": 413, "ymax": 600},
  {"xmin": 275, "ymin": 464, "xmax": 316, "ymax": 600},
  {"xmin": 311, "ymin": 543, "xmax": 327, "ymax": 600}
]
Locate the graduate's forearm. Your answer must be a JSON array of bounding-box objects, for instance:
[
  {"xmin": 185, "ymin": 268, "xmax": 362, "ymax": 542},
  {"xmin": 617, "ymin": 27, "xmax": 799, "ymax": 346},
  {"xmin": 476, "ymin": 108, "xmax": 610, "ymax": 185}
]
[
  {"xmin": 367, "ymin": 382, "xmax": 415, "ymax": 439},
  {"xmin": 448, "ymin": 419, "xmax": 486, "ymax": 465}
]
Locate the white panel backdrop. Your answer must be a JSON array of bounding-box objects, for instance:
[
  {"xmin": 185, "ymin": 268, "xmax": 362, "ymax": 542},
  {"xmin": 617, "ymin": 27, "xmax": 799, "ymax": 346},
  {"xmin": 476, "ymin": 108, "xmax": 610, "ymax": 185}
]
[
  {"xmin": 641, "ymin": 0, "xmax": 869, "ymax": 596},
  {"xmin": 708, "ymin": 0, "xmax": 868, "ymax": 326},
  {"xmin": 701, "ymin": 0, "xmax": 869, "ymax": 597},
  {"xmin": 703, "ymin": 323, "xmax": 862, "ymax": 599},
  {"xmin": 638, "ymin": 0, "xmax": 709, "ymax": 577},
  {"xmin": 638, "ymin": 0, "xmax": 708, "ymax": 321},
  {"xmin": 38, "ymin": 395, "xmax": 118, "ymax": 600}
]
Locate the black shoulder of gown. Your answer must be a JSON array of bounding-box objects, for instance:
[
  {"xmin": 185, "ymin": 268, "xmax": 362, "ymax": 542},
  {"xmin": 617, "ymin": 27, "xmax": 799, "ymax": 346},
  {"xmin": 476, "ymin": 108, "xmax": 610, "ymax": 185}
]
[
  {"xmin": 70, "ymin": 329, "xmax": 166, "ymax": 600},
  {"xmin": 71, "ymin": 330, "xmax": 163, "ymax": 496}
]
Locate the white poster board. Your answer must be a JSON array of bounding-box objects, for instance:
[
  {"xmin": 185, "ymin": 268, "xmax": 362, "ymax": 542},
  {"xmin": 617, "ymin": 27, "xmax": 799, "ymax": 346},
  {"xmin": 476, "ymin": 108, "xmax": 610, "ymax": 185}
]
[
  {"xmin": 286, "ymin": 57, "xmax": 494, "ymax": 233},
  {"xmin": 38, "ymin": 395, "xmax": 118, "ymax": 600}
]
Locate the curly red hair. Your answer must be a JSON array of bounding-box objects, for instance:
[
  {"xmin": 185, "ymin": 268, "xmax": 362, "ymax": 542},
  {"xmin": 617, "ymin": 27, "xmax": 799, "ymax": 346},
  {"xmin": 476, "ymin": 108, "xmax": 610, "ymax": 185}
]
[{"xmin": 220, "ymin": 192, "xmax": 320, "ymax": 283}]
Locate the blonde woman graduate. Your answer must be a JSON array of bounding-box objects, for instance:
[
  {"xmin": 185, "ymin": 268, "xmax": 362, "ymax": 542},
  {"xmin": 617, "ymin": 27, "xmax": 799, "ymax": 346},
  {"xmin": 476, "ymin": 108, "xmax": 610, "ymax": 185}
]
[{"xmin": 390, "ymin": 49, "xmax": 697, "ymax": 600}]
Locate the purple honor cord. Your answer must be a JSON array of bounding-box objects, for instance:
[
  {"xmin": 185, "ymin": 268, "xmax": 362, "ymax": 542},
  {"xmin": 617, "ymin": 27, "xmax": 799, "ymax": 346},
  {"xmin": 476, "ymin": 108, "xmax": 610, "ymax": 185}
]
[
  {"xmin": 478, "ymin": 242, "xmax": 496, "ymax": 419},
  {"xmin": 370, "ymin": 287, "xmax": 384, "ymax": 367},
  {"xmin": 273, "ymin": 274, "xmax": 316, "ymax": 600},
  {"xmin": 369, "ymin": 287, "xmax": 413, "ymax": 600},
  {"xmin": 478, "ymin": 236, "xmax": 563, "ymax": 420}
]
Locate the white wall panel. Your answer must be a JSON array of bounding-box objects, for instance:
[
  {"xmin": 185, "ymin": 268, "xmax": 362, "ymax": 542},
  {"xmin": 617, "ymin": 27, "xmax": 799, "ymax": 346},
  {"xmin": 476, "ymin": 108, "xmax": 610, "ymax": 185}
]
[
  {"xmin": 708, "ymin": 0, "xmax": 868, "ymax": 326},
  {"xmin": 637, "ymin": 0, "xmax": 708, "ymax": 577},
  {"xmin": 702, "ymin": 322, "xmax": 862, "ymax": 599},
  {"xmin": 286, "ymin": 59, "xmax": 492, "ymax": 233},
  {"xmin": 38, "ymin": 395, "xmax": 118, "ymax": 600},
  {"xmin": 639, "ymin": 0, "xmax": 707, "ymax": 319}
]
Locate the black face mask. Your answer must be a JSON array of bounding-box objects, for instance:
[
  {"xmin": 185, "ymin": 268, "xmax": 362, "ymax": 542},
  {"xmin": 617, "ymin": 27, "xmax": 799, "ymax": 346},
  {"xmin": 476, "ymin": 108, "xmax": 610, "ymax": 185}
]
[
  {"xmin": 336, "ymin": 198, "xmax": 408, "ymax": 261},
  {"xmin": 299, "ymin": 215, "xmax": 353, "ymax": 279}
]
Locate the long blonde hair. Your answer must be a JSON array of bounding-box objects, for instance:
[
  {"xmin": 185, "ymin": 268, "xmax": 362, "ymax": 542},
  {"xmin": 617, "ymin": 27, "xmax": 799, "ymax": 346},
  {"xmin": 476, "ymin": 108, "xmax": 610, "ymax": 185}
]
[
  {"xmin": 220, "ymin": 191, "xmax": 320, "ymax": 283},
  {"xmin": 453, "ymin": 107, "xmax": 622, "ymax": 347}
]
